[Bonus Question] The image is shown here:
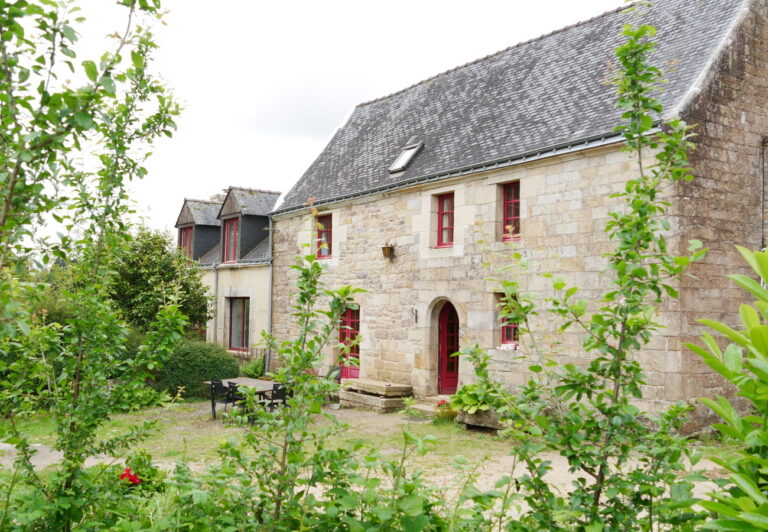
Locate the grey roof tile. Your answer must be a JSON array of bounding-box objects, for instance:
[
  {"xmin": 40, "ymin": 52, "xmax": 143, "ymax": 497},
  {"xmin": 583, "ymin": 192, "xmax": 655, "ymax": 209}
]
[
  {"xmin": 220, "ymin": 188, "xmax": 281, "ymax": 218},
  {"xmin": 242, "ymin": 238, "xmax": 270, "ymax": 263},
  {"xmin": 277, "ymin": 0, "xmax": 746, "ymax": 213},
  {"xmin": 177, "ymin": 199, "xmax": 222, "ymax": 227},
  {"xmin": 199, "ymin": 243, "xmax": 220, "ymax": 266}
]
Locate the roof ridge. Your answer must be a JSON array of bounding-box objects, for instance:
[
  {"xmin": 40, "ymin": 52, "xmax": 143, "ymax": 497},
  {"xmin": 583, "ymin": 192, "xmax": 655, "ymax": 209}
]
[
  {"xmin": 184, "ymin": 198, "xmax": 223, "ymax": 204},
  {"xmin": 356, "ymin": 2, "xmax": 634, "ymax": 108},
  {"xmin": 229, "ymin": 186, "xmax": 282, "ymax": 195}
]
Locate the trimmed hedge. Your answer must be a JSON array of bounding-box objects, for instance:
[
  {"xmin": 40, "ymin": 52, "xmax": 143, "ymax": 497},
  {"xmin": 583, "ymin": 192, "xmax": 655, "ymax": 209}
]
[{"xmin": 154, "ymin": 340, "xmax": 239, "ymax": 398}]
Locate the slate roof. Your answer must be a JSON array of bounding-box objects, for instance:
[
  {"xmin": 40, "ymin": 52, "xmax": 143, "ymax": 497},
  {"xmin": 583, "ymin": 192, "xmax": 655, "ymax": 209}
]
[
  {"xmin": 198, "ymin": 243, "xmax": 220, "ymax": 266},
  {"xmin": 276, "ymin": 0, "xmax": 747, "ymax": 213},
  {"xmin": 242, "ymin": 238, "xmax": 270, "ymax": 263},
  {"xmin": 177, "ymin": 199, "xmax": 222, "ymax": 227},
  {"xmin": 220, "ymin": 188, "xmax": 281, "ymax": 218}
]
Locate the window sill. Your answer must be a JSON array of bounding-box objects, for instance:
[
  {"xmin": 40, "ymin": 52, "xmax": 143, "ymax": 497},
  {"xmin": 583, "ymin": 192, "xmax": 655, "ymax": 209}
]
[
  {"xmin": 498, "ymin": 343, "xmax": 519, "ymax": 351},
  {"xmin": 502, "ymin": 236, "xmax": 521, "ymax": 243},
  {"xmin": 434, "ymin": 244, "xmax": 454, "ymax": 249},
  {"xmin": 316, "ymin": 255, "xmax": 333, "ymax": 260}
]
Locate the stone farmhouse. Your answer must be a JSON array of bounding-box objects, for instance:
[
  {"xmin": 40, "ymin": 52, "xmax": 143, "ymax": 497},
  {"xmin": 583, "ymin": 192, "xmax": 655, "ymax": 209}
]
[
  {"xmin": 261, "ymin": 0, "xmax": 768, "ymax": 413},
  {"xmin": 175, "ymin": 187, "xmax": 280, "ymax": 359}
]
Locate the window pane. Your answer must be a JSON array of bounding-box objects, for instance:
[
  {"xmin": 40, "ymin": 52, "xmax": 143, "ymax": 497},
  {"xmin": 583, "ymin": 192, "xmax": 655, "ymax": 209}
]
[{"xmin": 230, "ymin": 298, "xmax": 249, "ymax": 350}]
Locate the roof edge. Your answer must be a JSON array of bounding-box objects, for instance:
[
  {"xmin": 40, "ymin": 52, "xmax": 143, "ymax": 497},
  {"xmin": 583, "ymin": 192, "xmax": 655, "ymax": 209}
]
[
  {"xmin": 272, "ymin": 127, "xmax": 654, "ymax": 216},
  {"xmin": 356, "ymin": 2, "xmax": 634, "ymax": 108},
  {"xmin": 665, "ymin": 0, "xmax": 753, "ymax": 119},
  {"xmin": 183, "ymin": 198, "xmax": 223, "ymax": 205},
  {"xmin": 228, "ymin": 186, "xmax": 282, "ymax": 195}
]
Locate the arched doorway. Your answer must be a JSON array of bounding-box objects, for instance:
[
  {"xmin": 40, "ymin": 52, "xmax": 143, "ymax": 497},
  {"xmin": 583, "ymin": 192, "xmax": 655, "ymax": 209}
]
[{"xmin": 438, "ymin": 302, "xmax": 459, "ymax": 394}]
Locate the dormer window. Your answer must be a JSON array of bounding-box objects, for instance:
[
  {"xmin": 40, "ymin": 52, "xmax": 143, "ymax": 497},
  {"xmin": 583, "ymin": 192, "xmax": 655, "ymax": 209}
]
[
  {"xmin": 179, "ymin": 227, "xmax": 193, "ymax": 258},
  {"xmin": 389, "ymin": 136, "xmax": 424, "ymax": 174},
  {"xmin": 223, "ymin": 218, "xmax": 239, "ymax": 262}
]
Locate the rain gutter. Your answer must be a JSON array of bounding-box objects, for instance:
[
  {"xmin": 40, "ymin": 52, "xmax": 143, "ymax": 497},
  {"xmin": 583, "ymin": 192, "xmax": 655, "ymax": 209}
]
[{"xmin": 271, "ymin": 128, "xmax": 657, "ymax": 217}]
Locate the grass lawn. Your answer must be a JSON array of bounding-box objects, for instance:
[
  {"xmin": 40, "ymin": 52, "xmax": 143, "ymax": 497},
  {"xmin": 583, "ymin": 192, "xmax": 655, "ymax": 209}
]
[
  {"xmin": 1, "ymin": 400, "xmax": 728, "ymax": 494},
  {"xmin": 1, "ymin": 401, "xmax": 511, "ymax": 468}
]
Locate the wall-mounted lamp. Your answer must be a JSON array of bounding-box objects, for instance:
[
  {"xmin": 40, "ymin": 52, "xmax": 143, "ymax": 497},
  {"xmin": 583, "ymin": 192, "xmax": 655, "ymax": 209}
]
[{"xmin": 381, "ymin": 244, "xmax": 395, "ymax": 261}]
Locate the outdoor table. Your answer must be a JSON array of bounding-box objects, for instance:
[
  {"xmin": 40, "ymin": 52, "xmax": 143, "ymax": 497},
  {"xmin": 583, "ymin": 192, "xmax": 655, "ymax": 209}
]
[{"xmin": 204, "ymin": 377, "xmax": 274, "ymax": 420}]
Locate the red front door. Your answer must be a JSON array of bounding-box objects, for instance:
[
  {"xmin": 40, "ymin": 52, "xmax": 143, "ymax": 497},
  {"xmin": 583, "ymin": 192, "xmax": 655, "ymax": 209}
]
[
  {"xmin": 438, "ymin": 302, "xmax": 459, "ymax": 394},
  {"xmin": 340, "ymin": 308, "xmax": 360, "ymax": 379}
]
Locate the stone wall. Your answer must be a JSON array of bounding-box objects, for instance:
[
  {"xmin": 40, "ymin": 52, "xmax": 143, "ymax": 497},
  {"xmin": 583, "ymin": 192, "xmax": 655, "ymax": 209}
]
[
  {"xmin": 271, "ymin": 142, "xmax": 691, "ymax": 404},
  {"xmin": 674, "ymin": 0, "xmax": 768, "ymax": 418}
]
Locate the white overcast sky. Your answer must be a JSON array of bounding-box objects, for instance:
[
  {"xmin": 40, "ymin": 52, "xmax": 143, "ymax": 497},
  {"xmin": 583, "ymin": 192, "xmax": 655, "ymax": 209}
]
[{"xmin": 76, "ymin": 0, "xmax": 624, "ymax": 231}]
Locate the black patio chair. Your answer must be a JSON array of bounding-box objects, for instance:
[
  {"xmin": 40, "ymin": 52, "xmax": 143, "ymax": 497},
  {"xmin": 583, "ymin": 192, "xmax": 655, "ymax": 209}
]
[
  {"xmin": 228, "ymin": 381, "xmax": 245, "ymax": 403},
  {"xmin": 210, "ymin": 380, "xmax": 236, "ymax": 420},
  {"xmin": 266, "ymin": 383, "xmax": 289, "ymax": 412}
]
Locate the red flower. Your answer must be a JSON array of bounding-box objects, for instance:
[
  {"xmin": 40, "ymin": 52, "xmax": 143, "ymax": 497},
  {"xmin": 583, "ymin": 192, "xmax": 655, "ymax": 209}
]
[
  {"xmin": 120, "ymin": 467, "xmax": 141, "ymax": 485},
  {"xmin": 437, "ymin": 399, "xmax": 448, "ymax": 408}
]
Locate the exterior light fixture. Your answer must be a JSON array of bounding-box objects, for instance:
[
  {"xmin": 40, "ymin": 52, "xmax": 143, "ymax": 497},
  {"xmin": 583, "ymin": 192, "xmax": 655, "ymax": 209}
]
[{"xmin": 381, "ymin": 244, "xmax": 395, "ymax": 260}]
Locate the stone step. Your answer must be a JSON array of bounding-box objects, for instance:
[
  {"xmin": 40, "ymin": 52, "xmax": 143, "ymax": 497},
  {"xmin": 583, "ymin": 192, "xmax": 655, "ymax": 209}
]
[{"xmin": 341, "ymin": 378, "xmax": 412, "ymax": 398}]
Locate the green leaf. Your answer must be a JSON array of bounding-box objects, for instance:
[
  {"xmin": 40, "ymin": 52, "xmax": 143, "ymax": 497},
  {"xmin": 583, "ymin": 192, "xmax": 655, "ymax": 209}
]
[
  {"xmin": 100, "ymin": 75, "xmax": 116, "ymax": 95},
  {"xmin": 397, "ymin": 494, "xmax": 425, "ymax": 517},
  {"xmin": 732, "ymin": 474, "xmax": 768, "ymax": 505},
  {"xmin": 750, "ymin": 325, "xmax": 768, "ymax": 356},
  {"xmin": 73, "ymin": 111, "xmax": 93, "ymax": 129},
  {"xmin": 82, "ymin": 60, "xmax": 97, "ymax": 82}
]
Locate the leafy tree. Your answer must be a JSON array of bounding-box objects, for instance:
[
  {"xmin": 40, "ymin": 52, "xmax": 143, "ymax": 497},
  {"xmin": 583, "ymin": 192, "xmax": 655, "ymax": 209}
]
[
  {"xmin": 109, "ymin": 226, "xmax": 212, "ymax": 332},
  {"xmin": 462, "ymin": 15, "xmax": 708, "ymax": 532},
  {"xmin": 0, "ymin": 1, "xmax": 186, "ymax": 530}
]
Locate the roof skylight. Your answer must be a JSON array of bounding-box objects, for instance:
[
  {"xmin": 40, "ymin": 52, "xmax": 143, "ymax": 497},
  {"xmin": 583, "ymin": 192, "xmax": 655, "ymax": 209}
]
[{"xmin": 389, "ymin": 136, "xmax": 423, "ymax": 174}]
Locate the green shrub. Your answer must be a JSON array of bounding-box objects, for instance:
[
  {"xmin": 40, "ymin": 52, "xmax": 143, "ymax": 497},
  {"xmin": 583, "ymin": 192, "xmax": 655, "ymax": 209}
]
[
  {"xmin": 240, "ymin": 356, "xmax": 265, "ymax": 378},
  {"xmin": 154, "ymin": 340, "xmax": 238, "ymax": 398}
]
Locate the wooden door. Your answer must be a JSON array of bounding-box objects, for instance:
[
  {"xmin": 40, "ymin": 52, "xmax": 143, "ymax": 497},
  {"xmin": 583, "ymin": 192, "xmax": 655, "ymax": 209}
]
[{"xmin": 438, "ymin": 302, "xmax": 459, "ymax": 394}]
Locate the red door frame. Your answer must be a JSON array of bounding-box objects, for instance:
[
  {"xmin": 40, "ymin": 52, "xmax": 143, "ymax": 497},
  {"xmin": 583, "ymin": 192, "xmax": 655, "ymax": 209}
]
[
  {"xmin": 438, "ymin": 302, "xmax": 459, "ymax": 394},
  {"xmin": 340, "ymin": 308, "xmax": 360, "ymax": 378}
]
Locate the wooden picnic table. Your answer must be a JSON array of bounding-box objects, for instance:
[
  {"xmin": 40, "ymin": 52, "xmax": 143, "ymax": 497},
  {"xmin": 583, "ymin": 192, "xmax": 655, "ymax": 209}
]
[{"xmin": 204, "ymin": 377, "xmax": 275, "ymax": 420}]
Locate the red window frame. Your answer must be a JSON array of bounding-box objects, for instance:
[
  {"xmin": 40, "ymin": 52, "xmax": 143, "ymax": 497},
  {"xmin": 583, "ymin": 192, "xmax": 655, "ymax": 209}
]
[
  {"xmin": 179, "ymin": 227, "xmax": 193, "ymax": 258},
  {"xmin": 223, "ymin": 217, "xmax": 239, "ymax": 262},
  {"xmin": 502, "ymin": 181, "xmax": 520, "ymax": 241},
  {"xmin": 501, "ymin": 318, "xmax": 519, "ymax": 345},
  {"xmin": 228, "ymin": 297, "xmax": 249, "ymax": 351},
  {"xmin": 317, "ymin": 214, "xmax": 332, "ymax": 259},
  {"xmin": 436, "ymin": 193, "xmax": 454, "ymax": 247}
]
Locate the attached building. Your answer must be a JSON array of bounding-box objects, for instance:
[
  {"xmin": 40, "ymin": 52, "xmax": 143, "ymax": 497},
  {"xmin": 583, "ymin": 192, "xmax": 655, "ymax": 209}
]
[{"xmin": 176, "ymin": 188, "xmax": 281, "ymax": 358}]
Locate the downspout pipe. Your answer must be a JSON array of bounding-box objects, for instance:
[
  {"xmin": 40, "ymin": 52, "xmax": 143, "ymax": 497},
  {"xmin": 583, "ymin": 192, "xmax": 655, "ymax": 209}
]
[
  {"xmin": 212, "ymin": 262, "xmax": 219, "ymax": 343},
  {"xmin": 264, "ymin": 216, "xmax": 274, "ymax": 372},
  {"xmin": 760, "ymin": 138, "xmax": 766, "ymax": 291}
]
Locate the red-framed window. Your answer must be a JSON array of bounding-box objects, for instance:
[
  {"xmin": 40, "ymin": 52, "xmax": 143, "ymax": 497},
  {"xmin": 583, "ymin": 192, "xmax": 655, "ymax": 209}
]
[
  {"xmin": 223, "ymin": 218, "xmax": 239, "ymax": 262},
  {"xmin": 501, "ymin": 318, "xmax": 519, "ymax": 345},
  {"xmin": 229, "ymin": 297, "xmax": 249, "ymax": 351},
  {"xmin": 339, "ymin": 307, "xmax": 360, "ymax": 378},
  {"xmin": 317, "ymin": 214, "xmax": 332, "ymax": 259},
  {"xmin": 436, "ymin": 193, "xmax": 454, "ymax": 247},
  {"xmin": 502, "ymin": 181, "xmax": 520, "ymax": 241},
  {"xmin": 496, "ymin": 292, "xmax": 520, "ymax": 345},
  {"xmin": 179, "ymin": 227, "xmax": 193, "ymax": 258}
]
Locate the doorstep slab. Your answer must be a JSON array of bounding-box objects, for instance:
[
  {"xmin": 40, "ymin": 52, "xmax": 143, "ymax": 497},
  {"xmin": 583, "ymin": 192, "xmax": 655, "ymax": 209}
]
[
  {"xmin": 339, "ymin": 390, "xmax": 405, "ymax": 413},
  {"xmin": 340, "ymin": 378, "xmax": 412, "ymax": 397}
]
